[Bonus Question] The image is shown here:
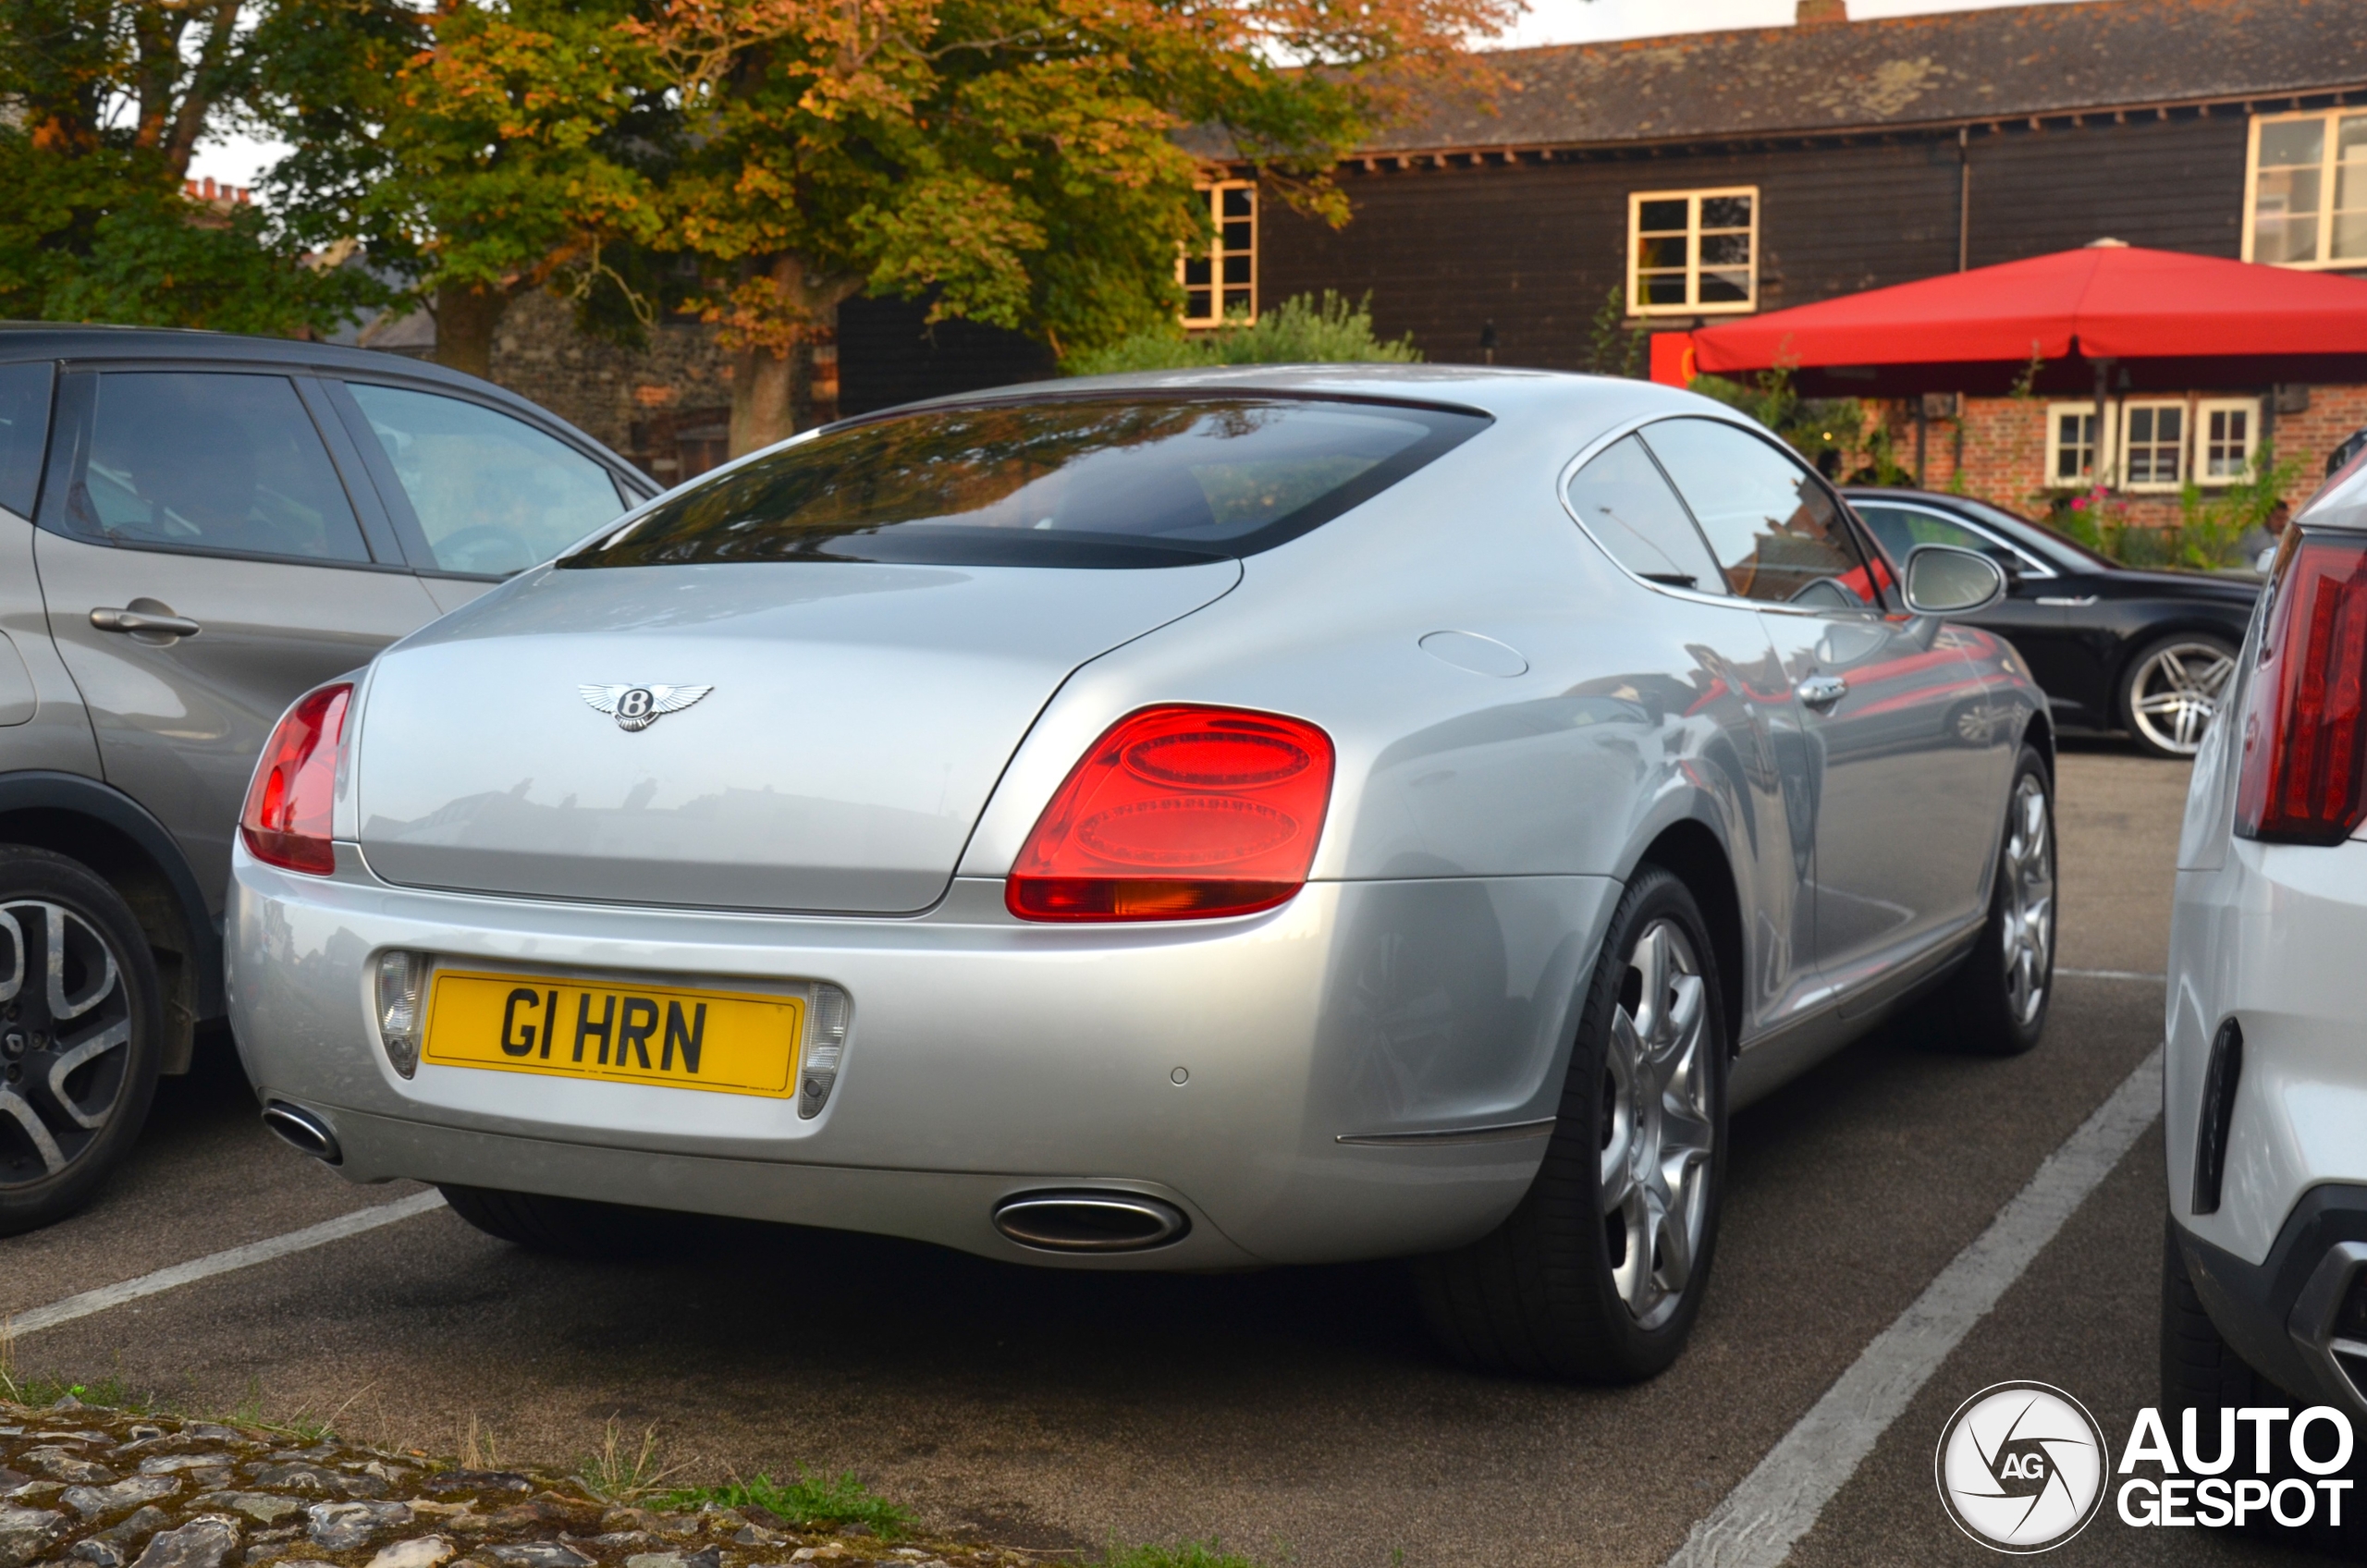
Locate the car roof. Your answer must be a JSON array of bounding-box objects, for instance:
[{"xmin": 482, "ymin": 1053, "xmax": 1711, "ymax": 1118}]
[
  {"xmin": 885, "ymin": 361, "xmax": 1721, "ymax": 434},
  {"xmin": 0, "ymin": 323, "xmax": 639, "ymax": 479}
]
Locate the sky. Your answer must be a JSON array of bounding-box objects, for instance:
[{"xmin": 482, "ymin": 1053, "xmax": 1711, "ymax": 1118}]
[{"xmin": 187, "ymin": 0, "xmax": 2095, "ymax": 190}]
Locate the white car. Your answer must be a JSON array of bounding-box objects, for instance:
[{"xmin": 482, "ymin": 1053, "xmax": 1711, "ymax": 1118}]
[{"xmin": 2165, "ymin": 452, "xmax": 2367, "ymax": 1487}]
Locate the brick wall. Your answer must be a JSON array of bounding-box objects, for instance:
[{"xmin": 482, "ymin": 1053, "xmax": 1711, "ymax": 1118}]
[{"xmin": 1899, "ymin": 386, "xmax": 2367, "ymax": 525}]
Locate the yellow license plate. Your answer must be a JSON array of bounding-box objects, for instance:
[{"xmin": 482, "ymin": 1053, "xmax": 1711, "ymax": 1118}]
[{"xmin": 420, "ymin": 970, "xmax": 803, "ymax": 1097}]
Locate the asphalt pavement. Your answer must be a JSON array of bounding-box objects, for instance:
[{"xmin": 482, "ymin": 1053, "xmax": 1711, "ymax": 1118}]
[{"xmin": 0, "ymin": 745, "xmax": 2316, "ymax": 1566}]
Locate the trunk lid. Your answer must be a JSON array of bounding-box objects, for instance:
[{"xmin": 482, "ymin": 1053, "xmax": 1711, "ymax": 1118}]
[{"xmin": 354, "ymin": 559, "xmax": 1239, "ymax": 912}]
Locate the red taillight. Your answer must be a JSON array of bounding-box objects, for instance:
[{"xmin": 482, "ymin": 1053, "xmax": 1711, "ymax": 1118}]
[
  {"xmin": 240, "ymin": 683, "xmax": 352, "ymax": 875},
  {"xmin": 1008, "ymin": 705, "xmax": 1336, "ymax": 921},
  {"xmin": 2236, "ymin": 533, "xmax": 2367, "ymax": 845}
]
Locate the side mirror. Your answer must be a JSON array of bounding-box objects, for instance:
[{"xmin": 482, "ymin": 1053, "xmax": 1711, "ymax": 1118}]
[{"xmin": 1903, "ymin": 544, "xmax": 2007, "ymax": 617}]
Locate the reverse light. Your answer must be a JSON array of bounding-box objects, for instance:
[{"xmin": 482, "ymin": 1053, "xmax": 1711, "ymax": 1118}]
[
  {"xmin": 375, "ymin": 950, "xmax": 425, "ymax": 1078},
  {"xmin": 2235, "ymin": 533, "xmax": 2367, "ymax": 845},
  {"xmin": 240, "ymin": 682, "xmax": 352, "ymax": 874},
  {"xmin": 1008, "ymin": 705, "xmax": 1336, "ymax": 921}
]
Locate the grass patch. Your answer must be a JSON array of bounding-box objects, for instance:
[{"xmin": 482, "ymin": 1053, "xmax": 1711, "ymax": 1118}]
[
  {"xmin": 1097, "ymin": 1542, "xmax": 1270, "ymax": 1568},
  {"xmin": 659, "ymin": 1470, "xmax": 911, "ymax": 1538},
  {"xmin": 577, "ymin": 1418, "xmax": 682, "ymax": 1502}
]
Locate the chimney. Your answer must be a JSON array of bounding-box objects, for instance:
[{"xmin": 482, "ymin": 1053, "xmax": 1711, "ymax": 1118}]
[{"xmin": 1797, "ymin": 0, "xmax": 1847, "ymax": 23}]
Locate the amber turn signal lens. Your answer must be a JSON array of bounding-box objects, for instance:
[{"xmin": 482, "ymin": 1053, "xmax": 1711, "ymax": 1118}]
[
  {"xmin": 1008, "ymin": 705, "xmax": 1335, "ymax": 921},
  {"xmin": 240, "ymin": 682, "xmax": 352, "ymax": 875}
]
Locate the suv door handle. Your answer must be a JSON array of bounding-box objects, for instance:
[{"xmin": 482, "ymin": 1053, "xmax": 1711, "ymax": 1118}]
[
  {"xmin": 1797, "ymin": 673, "xmax": 1848, "ymax": 711},
  {"xmin": 91, "ymin": 606, "xmax": 202, "ymax": 639}
]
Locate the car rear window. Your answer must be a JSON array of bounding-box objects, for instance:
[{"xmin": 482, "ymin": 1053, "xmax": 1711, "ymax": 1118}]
[{"xmin": 564, "ymin": 395, "xmax": 1489, "ymax": 570}]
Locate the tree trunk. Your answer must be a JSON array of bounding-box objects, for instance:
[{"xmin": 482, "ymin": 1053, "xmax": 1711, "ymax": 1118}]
[
  {"xmin": 727, "ymin": 256, "xmax": 856, "ymax": 458},
  {"xmin": 730, "ymin": 339, "xmax": 796, "ymax": 457},
  {"xmin": 433, "ymin": 284, "xmax": 509, "ymax": 382}
]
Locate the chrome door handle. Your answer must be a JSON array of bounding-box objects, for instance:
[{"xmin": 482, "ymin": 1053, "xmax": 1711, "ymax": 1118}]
[
  {"xmin": 2034, "ymin": 595, "xmax": 2099, "ymax": 607},
  {"xmin": 90, "ymin": 606, "xmax": 201, "ymax": 638},
  {"xmin": 1797, "ymin": 673, "xmax": 1847, "ymax": 711}
]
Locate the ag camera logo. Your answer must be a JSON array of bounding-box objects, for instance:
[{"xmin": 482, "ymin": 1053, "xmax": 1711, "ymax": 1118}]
[{"xmin": 1934, "ymin": 1382, "xmax": 2108, "ymax": 1552}]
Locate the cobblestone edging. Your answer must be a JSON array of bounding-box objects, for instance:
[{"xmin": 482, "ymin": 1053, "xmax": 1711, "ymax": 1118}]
[{"xmin": 0, "ymin": 1403, "xmax": 1007, "ymax": 1568}]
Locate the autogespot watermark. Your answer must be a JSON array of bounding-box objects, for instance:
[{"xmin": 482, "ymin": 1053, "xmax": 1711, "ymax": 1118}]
[
  {"xmin": 1936, "ymin": 1383, "xmax": 2109, "ymax": 1551},
  {"xmin": 1935, "ymin": 1382, "xmax": 2358, "ymax": 1551}
]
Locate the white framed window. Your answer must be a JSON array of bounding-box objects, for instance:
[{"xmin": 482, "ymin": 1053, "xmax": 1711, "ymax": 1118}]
[
  {"xmin": 2121, "ymin": 399, "xmax": 2189, "ymax": 491},
  {"xmin": 2245, "ymin": 110, "xmax": 2367, "ymax": 269},
  {"xmin": 2044, "ymin": 403, "xmax": 2108, "ymax": 486},
  {"xmin": 2196, "ymin": 398, "xmax": 2263, "ymax": 483},
  {"xmin": 1626, "ymin": 188, "xmax": 1759, "ymax": 316},
  {"xmin": 1180, "ymin": 181, "xmax": 1256, "ymax": 327}
]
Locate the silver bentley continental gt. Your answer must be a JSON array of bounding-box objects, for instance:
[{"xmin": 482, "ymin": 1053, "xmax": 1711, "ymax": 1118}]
[{"xmin": 226, "ymin": 366, "xmax": 2055, "ymax": 1380}]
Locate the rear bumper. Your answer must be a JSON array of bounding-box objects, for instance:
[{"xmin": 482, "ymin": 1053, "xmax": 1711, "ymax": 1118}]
[
  {"xmin": 227, "ymin": 846, "xmax": 1615, "ymax": 1268},
  {"xmin": 2176, "ymin": 1189, "xmax": 2367, "ymax": 1418}
]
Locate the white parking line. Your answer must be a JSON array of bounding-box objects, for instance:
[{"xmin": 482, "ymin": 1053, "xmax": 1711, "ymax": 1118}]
[
  {"xmin": 2058, "ymin": 968, "xmax": 2168, "ymax": 982},
  {"xmin": 1664, "ymin": 1046, "xmax": 2164, "ymax": 1568},
  {"xmin": 6, "ymin": 1190, "xmax": 448, "ymax": 1337}
]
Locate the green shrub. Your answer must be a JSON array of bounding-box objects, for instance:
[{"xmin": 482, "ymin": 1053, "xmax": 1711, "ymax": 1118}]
[{"xmin": 1063, "ymin": 291, "xmax": 1418, "ymax": 375}]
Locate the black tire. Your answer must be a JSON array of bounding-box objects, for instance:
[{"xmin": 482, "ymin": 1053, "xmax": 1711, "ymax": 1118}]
[
  {"xmin": 438, "ymin": 1183, "xmax": 682, "ymax": 1258},
  {"xmin": 1415, "ymin": 866, "xmax": 1729, "ymax": 1381},
  {"xmin": 2163, "ymin": 1220, "xmax": 2367, "ymax": 1557},
  {"xmin": 1935, "ymin": 745, "xmax": 2054, "ymax": 1057},
  {"xmin": 2118, "ymin": 632, "xmax": 2239, "ymax": 761},
  {"xmin": 0, "ymin": 845, "xmax": 165, "ymax": 1234}
]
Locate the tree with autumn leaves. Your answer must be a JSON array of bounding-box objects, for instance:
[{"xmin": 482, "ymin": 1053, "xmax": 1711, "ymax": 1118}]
[{"xmin": 6, "ymin": 0, "xmax": 1511, "ymax": 453}]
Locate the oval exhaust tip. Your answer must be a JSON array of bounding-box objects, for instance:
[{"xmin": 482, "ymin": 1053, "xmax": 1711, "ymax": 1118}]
[
  {"xmin": 992, "ymin": 1190, "xmax": 1189, "ymax": 1253},
  {"xmin": 263, "ymin": 1101, "xmax": 342, "ymax": 1165}
]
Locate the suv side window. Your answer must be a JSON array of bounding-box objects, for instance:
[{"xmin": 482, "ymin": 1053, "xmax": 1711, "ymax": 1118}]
[
  {"xmin": 1565, "ymin": 435, "xmax": 1725, "ymax": 592},
  {"xmin": 1639, "ymin": 417, "xmax": 1877, "ymax": 610},
  {"xmin": 0, "ymin": 362, "xmax": 54, "ymax": 520},
  {"xmin": 343, "ymin": 383, "xmax": 627, "ymax": 578},
  {"xmin": 59, "ymin": 372, "xmax": 369, "ymax": 562}
]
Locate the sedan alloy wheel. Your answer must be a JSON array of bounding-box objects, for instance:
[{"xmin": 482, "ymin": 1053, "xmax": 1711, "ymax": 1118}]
[
  {"xmin": 2126, "ymin": 638, "xmax": 2237, "ymax": 757},
  {"xmin": 1600, "ymin": 918, "xmax": 1716, "ymax": 1331}
]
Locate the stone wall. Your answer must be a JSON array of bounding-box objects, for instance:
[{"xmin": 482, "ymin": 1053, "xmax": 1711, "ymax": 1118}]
[{"xmin": 476, "ymin": 290, "xmax": 1051, "ymax": 485}]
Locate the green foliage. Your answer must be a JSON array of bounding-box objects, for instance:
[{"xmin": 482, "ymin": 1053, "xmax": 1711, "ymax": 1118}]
[
  {"xmin": 659, "ymin": 1471, "xmax": 912, "ymax": 1539},
  {"xmin": 1686, "ymin": 368, "xmax": 1871, "ymax": 476},
  {"xmin": 2034, "ymin": 447, "xmax": 2301, "ymax": 570},
  {"xmin": 2173, "ymin": 446, "xmax": 2303, "ymax": 570},
  {"xmin": 0, "ymin": 0, "xmax": 400, "ymax": 334},
  {"xmin": 1583, "ymin": 285, "xmax": 1645, "ymax": 378},
  {"xmin": 1062, "ymin": 291, "xmax": 1420, "ymax": 374}
]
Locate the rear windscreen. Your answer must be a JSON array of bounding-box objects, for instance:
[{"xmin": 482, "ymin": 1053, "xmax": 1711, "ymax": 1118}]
[{"xmin": 565, "ymin": 395, "xmax": 1489, "ymax": 570}]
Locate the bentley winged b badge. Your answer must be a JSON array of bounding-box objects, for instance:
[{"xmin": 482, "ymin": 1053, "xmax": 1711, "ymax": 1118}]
[{"xmin": 579, "ymin": 683, "xmax": 713, "ymax": 732}]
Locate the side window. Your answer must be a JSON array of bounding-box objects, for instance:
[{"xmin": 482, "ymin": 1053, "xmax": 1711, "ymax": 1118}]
[
  {"xmin": 0, "ymin": 362, "xmax": 54, "ymax": 520},
  {"xmin": 1565, "ymin": 435, "xmax": 1724, "ymax": 592},
  {"xmin": 346, "ymin": 384, "xmax": 627, "ymax": 577},
  {"xmin": 1856, "ymin": 504, "xmax": 2042, "ymax": 577},
  {"xmin": 1638, "ymin": 418, "xmax": 1876, "ymax": 609},
  {"xmin": 1855, "ymin": 504, "xmax": 1989, "ymax": 562},
  {"xmin": 64, "ymin": 373, "xmax": 367, "ymax": 561}
]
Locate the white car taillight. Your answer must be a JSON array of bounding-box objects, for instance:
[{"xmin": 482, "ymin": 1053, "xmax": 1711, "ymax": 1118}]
[
  {"xmin": 800, "ymin": 984, "xmax": 851, "ymax": 1119},
  {"xmin": 2234, "ymin": 532, "xmax": 2367, "ymax": 845}
]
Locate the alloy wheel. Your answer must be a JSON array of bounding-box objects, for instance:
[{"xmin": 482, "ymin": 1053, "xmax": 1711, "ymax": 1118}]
[
  {"xmin": 2000, "ymin": 773, "xmax": 2054, "ymax": 1030},
  {"xmin": 1600, "ymin": 918, "xmax": 1715, "ymax": 1330},
  {"xmin": 0, "ymin": 900, "xmax": 135, "ymax": 1187},
  {"xmin": 2128, "ymin": 641, "xmax": 2236, "ymax": 755}
]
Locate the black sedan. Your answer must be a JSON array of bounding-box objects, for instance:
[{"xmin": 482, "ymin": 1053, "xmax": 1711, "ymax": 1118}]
[{"xmin": 1843, "ymin": 488, "xmax": 2259, "ymax": 759}]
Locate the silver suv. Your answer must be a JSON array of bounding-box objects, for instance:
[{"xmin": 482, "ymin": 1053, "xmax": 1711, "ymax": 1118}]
[{"xmin": 0, "ymin": 325, "xmax": 657, "ymax": 1231}]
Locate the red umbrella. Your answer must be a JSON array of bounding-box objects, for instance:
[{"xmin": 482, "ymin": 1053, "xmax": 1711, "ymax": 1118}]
[{"xmin": 1657, "ymin": 244, "xmax": 2367, "ymax": 397}]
